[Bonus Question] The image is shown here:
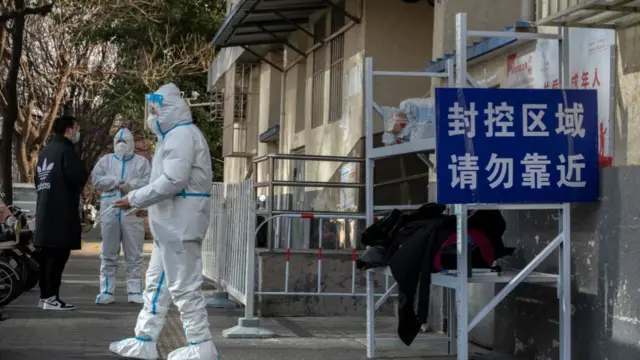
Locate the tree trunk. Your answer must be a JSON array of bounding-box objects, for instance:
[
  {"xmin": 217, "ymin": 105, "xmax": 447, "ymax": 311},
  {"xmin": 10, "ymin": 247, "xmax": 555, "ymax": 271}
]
[
  {"xmin": 15, "ymin": 140, "xmax": 35, "ymax": 183},
  {"xmin": 0, "ymin": 1, "xmax": 27, "ymax": 204}
]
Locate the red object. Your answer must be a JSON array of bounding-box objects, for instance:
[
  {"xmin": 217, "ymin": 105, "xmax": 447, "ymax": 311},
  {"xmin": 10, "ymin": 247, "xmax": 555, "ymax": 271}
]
[
  {"xmin": 592, "ymin": 68, "xmax": 601, "ymax": 87},
  {"xmin": 285, "ymin": 248, "xmax": 290, "ymax": 261},
  {"xmin": 301, "ymin": 213, "xmax": 314, "ymax": 219},
  {"xmin": 581, "ymin": 71, "xmax": 590, "ymax": 89},
  {"xmin": 599, "ymin": 155, "xmax": 613, "ymax": 168},
  {"xmin": 352, "ymin": 249, "xmax": 357, "ymax": 261},
  {"xmin": 571, "ymin": 73, "xmax": 579, "ymax": 88},
  {"xmin": 433, "ymin": 229, "xmax": 495, "ymax": 272},
  {"xmin": 598, "ymin": 123, "xmax": 612, "ymax": 167},
  {"xmin": 317, "ymin": 248, "xmax": 323, "ymax": 260}
]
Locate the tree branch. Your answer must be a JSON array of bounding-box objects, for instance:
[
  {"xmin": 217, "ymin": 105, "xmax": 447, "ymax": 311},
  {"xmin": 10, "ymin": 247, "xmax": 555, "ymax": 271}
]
[{"xmin": 0, "ymin": 2, "xmax": 55, "ymax": 22}]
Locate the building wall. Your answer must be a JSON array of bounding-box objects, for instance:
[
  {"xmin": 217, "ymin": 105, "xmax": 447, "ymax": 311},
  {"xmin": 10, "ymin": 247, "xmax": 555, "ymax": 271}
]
[
  {"xmin": 431, "ymin": 0, "xmax": 525, "ymax": 60},
  {"xmin": 614, "ymin": 26, "xmax": 640, "ymax": 165},
  {"xmin": 279, "ymin": 0, "xmax": 434, "ymax": 187},
  {"xmin": 218, "ymin": 0, "xmax": 437, "ymax": 317},
  {"xmin": 226, "ymin": 0, "xmax": 436, "ymax": 207}
]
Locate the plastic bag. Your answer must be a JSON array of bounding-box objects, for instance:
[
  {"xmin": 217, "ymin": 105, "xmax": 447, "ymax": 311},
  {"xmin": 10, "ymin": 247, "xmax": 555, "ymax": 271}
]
[{"xmin": 381, "ymin": 98, "xmax": 435, "ymax": 146}]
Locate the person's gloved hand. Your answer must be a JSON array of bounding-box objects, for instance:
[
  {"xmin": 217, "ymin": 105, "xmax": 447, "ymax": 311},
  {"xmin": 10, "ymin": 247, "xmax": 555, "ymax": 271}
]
[{"xmin": 119, "ymin": 181, "xmax": 132, "ymax": 195}]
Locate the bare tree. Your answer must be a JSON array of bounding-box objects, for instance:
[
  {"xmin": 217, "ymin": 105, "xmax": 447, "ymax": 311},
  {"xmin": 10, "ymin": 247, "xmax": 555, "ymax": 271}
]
[{"xmin": 0, "ymin": 0, "xmax": 55, "ymax": 204}]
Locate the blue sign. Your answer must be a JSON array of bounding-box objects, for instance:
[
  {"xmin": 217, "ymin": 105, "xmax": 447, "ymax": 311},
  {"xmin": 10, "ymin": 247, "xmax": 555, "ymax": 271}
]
[{"xmin": 435, "ymin": 88, "xmax": 599, "ymax": 204}]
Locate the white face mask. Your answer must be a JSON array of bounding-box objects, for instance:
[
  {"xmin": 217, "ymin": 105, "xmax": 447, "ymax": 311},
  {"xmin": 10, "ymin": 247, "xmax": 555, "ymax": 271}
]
[{"xmin": 115, "ymin": 142, "xmax": 128, "ymax": 156}]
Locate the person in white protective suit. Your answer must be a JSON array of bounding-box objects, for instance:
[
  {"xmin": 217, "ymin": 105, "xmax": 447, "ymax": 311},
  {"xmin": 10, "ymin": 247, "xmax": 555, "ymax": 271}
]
[
  {"xmin": 109, "ymin": 83, "xmax": 217, "ymax": 360},
  {"xmin": 92, "ymin": 128, "xmax": 152, "ymax": 304}
]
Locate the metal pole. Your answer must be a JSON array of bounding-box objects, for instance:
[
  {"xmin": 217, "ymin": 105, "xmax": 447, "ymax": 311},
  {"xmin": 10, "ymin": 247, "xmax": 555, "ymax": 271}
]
[
  {"xmin": 266, "ymin": 153, "xmax": 364, "ymax": 162},
  {"xmin": 455, "ymin": 12, "xmax": 469, "ymax": 360},
  {"xmin": 256, "ymin": 180, "xmax": 365, "ymax": 188},
  {"xmin": 267, "ymin": 156, "xmax": 275, "ymax": 249},
  {"xmin": 365, "ymin": 270, "xmax": 375, "ymax": 358},
  {"xmin": 365, "ymin": 57, "xmax": 375, "ymax": 227},
  {"xmin": 559, "ymin": 26, "xmax": 572, "ymax": 360},
  {"xmin": 560, "ymin": 203, "xmax": 572, "ymax": 360},
  {"xmin": 455, "ymin": 204, "xmax": 469, "ymax": 360},
  {"xmin": 317, "ymin": 218, "xmax": 323, "ymax": 294},
  {"xmin": 285, "ymin": 217, "xmax": 292, "ymax": 292},
  {"xmin": 244, "ymin": 183, "xmax": 257, "ymax": 320},
  {"xmin": 364, "ymin": 56, "xmax": 376, "ymax": 359}
]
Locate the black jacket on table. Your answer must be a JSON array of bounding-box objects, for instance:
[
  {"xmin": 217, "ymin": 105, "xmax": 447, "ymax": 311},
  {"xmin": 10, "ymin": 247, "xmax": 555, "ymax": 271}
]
[
  {"xmin": 34, "ymin": 135, "xmax": 89, "ymax": 250},
  {"xmin": 388, "ymin": 208, "xmax": 455, "ymax": 346}
]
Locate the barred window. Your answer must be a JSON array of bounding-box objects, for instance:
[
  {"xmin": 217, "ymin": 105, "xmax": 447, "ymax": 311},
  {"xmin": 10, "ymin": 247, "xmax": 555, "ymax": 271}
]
[
  {"xmin": 311, "ymin": 15, "xmax": 327, "ymax": 129},
  {"xmin": 328, "ymin": 1, "xmax": 345, "ymax": 123}
]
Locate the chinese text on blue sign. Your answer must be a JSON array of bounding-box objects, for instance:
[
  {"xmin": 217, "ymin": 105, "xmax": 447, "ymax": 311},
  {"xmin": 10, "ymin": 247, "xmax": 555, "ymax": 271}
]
[{"xmin": 435, "ymin": 88, "xmax": 599, "ymax": 204}]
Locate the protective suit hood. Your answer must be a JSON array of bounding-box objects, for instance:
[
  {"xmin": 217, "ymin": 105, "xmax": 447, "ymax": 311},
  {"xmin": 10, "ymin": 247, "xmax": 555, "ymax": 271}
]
[
  {"xmin": 114, "ymin": 128, "xmax": 135, "ymax": 158},
  {"xmin": 149, "ymin": 83, "xmax": 192, "ymax": 139}
]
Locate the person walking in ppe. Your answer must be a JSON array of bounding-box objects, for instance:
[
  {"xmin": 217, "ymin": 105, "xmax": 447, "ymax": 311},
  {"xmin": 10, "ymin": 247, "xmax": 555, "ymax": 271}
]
[
  {"xmin": 109, "ymin": 83, "xmax": 216, "ymax": 360},
  {"xmin": 92, "ymin": 128, "xmax": 151, "ymax": 305}
]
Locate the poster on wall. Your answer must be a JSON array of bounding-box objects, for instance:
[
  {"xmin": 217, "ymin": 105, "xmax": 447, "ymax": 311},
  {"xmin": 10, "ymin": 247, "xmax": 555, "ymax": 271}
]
[
  {"xmin": 506, "ymin": 28, "xmax": 615, "ymax": 167},
  {"xmin": 340, "ymin": 163, "xmax": 357, "ymax": 211}
]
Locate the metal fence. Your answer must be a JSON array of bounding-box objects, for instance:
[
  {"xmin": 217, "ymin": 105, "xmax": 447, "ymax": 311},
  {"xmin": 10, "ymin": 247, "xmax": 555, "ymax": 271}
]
[
  {"xmin": 202, "ymin": 180, "xmax": 397, "ymax": 338},
  {"xmin": 202, "ymin": 179, "xmax": 255, "ymax": 306},
  {"xmin": 202, "ymin": 182, "xmax": 222, "ymax": 283},
  {"xmin": 255, "ymin": 213, "xmax": 385, "ymax": 297}
]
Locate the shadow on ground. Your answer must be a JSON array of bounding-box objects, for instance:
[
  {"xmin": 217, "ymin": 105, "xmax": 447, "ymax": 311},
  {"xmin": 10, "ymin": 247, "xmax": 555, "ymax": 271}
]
[{"xmin": 0, "ymin": 243, "xmax": 509, "ymax": 360}]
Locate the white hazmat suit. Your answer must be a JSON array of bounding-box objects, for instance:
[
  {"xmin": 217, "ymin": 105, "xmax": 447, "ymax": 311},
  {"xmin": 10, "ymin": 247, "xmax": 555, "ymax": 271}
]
[
  {"xmin": 92, "ymin": 128, "xmax": 151, "ymax": 304},
  {"xmin": 109, "ymin": 83, "xmax": 216, "ymax": 360}
]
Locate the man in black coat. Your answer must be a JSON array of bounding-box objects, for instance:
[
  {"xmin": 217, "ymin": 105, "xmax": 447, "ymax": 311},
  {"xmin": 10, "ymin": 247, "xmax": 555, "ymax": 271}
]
[{"xmin": 34, "ymin": 115, "xmax": 89, "ymax": 311}]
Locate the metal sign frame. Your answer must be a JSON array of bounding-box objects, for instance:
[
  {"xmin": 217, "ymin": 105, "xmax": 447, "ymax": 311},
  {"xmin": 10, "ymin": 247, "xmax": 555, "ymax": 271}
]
[
  {"xmin": 363, "ymin": 56, "xmax": 455, "ymax": 358},
  {"xmin": 363, "ymin": 13, "xmax": 579, "ymax": 360}
]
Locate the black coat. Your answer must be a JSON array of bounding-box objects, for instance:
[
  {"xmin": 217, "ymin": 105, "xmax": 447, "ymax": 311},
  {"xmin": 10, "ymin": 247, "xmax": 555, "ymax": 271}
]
[
  {"xmin": 34, "ymin": 135, "xmax": 89, "ymax": 250},
  {"xmin": 388, "ymin": 214, "xmax": 455, "ymax": 346}
]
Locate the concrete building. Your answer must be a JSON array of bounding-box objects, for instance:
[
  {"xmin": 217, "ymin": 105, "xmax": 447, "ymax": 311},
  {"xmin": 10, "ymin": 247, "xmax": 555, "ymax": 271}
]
[
  {"xmin": 207, "ymin": 0, "xmax": 441, "ymax": 317},
  {"xmin": 209, "ymin": 0, "xmax": 640, "ymax": 358}
]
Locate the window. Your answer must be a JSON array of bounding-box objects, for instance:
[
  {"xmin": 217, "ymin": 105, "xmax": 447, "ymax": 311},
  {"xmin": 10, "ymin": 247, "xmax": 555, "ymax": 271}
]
[
  {"xmin": 311, "ymin": 15, "xmax": 326, "ymax": 129},
  {"xmin": 328, "ymin": 1, "xmax": 345, "ymax": 123}
]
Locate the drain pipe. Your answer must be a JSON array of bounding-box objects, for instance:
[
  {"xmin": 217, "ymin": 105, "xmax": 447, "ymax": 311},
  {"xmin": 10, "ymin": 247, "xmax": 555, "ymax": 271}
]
[{"xmin": 521, "ymin": 0, "xmax": 535, "ymax": 22}]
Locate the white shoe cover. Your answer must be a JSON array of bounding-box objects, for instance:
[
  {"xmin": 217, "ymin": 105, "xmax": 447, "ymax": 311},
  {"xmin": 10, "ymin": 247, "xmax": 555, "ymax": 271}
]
[
  {"xmin": 128, "ymin": 293, "xmax": 144, "ymax": 304},
  {"xmin": 167, "ymin": 340, "xmax": 219, "ymax": 360},
  {"xmin": 109, "ymin": 337, "xmax": 159, "ymax": 360},
  {"xmin": 96, "ymin": 294, "xmax": 115, "ymax": 304}
]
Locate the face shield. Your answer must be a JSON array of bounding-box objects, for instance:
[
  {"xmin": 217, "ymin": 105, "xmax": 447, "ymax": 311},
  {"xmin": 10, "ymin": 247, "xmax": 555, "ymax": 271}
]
[{"xmin": 144, "ymin": 93, "xmax": 164, "ymax": 131}]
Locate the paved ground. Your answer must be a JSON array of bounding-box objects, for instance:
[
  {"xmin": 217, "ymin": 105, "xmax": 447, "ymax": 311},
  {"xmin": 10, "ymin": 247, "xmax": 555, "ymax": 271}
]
[{"xmin": 0, "ymin": 238, "xmax": 506, "ymax": 360}]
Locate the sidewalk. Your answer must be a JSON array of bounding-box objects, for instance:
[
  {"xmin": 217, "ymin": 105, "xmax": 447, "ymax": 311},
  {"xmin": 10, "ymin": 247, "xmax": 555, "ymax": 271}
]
[{"xmin": 0, "ymin": 240, "xmax": 498, "ymax": 360}]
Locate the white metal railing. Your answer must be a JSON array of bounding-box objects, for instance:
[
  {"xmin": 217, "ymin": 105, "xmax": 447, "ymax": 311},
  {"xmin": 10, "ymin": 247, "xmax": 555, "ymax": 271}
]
[
  {"xmin": 202, "ymin": 182, "xmax": 224, "ymax": 283},
  {"xmin": 254, "ymin": 213, "xmax": 392, "ymax": 298},
  {"xmin": 202, "ymin": 179, "xmax": 255, "ymax": 306},
  {"xmin": 202, "ymin": 180, "xmax": 397, "ymax": 337}
]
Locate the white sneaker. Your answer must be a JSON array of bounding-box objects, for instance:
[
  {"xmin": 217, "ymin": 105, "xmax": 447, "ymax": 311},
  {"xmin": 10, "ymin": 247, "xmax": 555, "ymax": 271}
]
[
  {"xmin": 37, "ymin": 299, "xmax": 44, "ymax": 309},
  {"xmin": 128, "ymin": 293, "xmax": 144, "ymax": 304},
  {"xmin": 96, "ymin": 293, "xmax": 115, "ymax": 304},
  {"xmin": 43, "ymin": 297, "xmax": 76, "ymax": 311}
]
